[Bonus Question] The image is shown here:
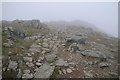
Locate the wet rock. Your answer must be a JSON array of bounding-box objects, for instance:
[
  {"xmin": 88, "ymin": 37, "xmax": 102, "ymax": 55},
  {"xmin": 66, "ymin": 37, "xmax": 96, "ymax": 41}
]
[
  {"xmin": 8, "ymin": 60, "xmax": 17, "ymax": 71},
  {"xmin": 34, "ymin": 63, "xmax": 55, "ymax": 78}
]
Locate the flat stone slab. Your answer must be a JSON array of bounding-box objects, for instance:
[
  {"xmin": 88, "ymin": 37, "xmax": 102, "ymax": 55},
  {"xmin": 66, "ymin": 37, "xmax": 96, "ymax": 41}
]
[{"xmin": 34, "ymin": 63, "xmax": 55, "ymax": 78}]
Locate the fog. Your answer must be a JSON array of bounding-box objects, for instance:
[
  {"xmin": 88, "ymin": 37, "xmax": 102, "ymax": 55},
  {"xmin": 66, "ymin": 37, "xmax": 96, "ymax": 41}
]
[{"xmin": 2, "ymin": 2, "xmax": 118, "ymax": 37}]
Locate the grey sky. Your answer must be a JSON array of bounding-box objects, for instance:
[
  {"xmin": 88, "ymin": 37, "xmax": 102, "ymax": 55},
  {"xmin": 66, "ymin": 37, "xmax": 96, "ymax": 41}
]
[{"xmin": 2, "ymin": 2, "xmax": 118, "ymax": 37}]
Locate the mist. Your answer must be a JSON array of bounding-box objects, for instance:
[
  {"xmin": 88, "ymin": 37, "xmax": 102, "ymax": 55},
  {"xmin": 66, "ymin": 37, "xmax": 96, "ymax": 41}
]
[{"xmin": 2, "ymin": 2, "xmax": 118, "ymax": 37}]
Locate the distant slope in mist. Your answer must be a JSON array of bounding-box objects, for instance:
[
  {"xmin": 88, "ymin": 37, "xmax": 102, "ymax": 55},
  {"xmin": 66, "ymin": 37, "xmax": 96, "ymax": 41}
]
[{"xmin": 44, "ymin": 20, "xmax": 115, "ymax": 38}]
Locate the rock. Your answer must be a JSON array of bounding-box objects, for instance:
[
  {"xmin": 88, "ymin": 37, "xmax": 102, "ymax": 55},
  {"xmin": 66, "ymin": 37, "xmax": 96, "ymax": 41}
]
[
  {"xmin": 81, "ymin": 50, "xmax": 106, "ymax": 58},
  {"xmin": 23, "ymin": 69, "xmax": 30, "ymax": 74},
  {"xmin": 84, "ymin": 70, "xmax": 93, "ymax": 78},
  {"xmin": 22, "ymin": 73, "xmax": 33, "ymax": 78},
  {"xmin": 66, "ymin": 68, "xmax": 72, "ymax": 73},
  {"xmin": 62, "ymin": 69, "xmax": 66, "ymax": 74},
  {"xmin": 31, "ymin": 19, "xmax": 42, "ymax": 29},
  {"xmin": 58, "ymin": 70, "xmax": 62, "ymax": 75},
  {"xmin": 17, "ymin": 69, "xmax": 22, "ymax": 78},
  {"xmin": 55, "ymin": 59, "xmax": 69, "ymax": 66},
  {"xmin": 66, "ymin": 35, "xmax": 87, "ymax": 45},
  {"xmin": 68, "ymin": 43, "xmax": 79, "ymax": 52},
  {"xmin": 41, "ymin": 50, "xmax": 46, "ymax": 54},
  {"xmin": 42, "ymin": 48, "xmax": 50, "ymax": 52},
  {"xmin": 109, "ymin": 72, "xmax": 118, "ymax": 76},
  {"xmin": 8, "ymin": 60, "xmax": 17, "ymax": 71},
  {"xmin": 23, "ymin": 57, "xmax": 32, "ymax": 62},
  {"xmin": 8, "ymin": 51, "xmax": 12, "ymax": 55},
  {"xmin": 99, "ymin": 62, "xmax": 110, "ymax": 68},
  {"xmin": 45, "ymin": 54, "xmax": 57, "ymax": 62},
  {"xmin": 42, "ymin": 42, "xmax": 49, "ymax": 48},
  {"xmin": 38, "ymin": 57, "xmax": 44, "ymax": 62},
  {"xmin": 36, "ymin": 62, "xmax": 42, "ymax": 67},
  {"xmin": 30, "ymin": 43, "xmax": 41, "ymax": 48},
  {"xmin": 29, "ymin": 44, "xmax": 41, "ymax": 53},
  {"xmin": 26, "ymin": 53, "xmax": 32, "ymax": 57},
  {"xmin": 3, "ymin": 39, "xmax": 13, "ymax": 48},
  {"xmin": 34, "ymin": 63, "xmax": 55, "ymax": 78},
  {"xmin": 26, "ymin": 62, "xmax": 34, "ymax": 67}
]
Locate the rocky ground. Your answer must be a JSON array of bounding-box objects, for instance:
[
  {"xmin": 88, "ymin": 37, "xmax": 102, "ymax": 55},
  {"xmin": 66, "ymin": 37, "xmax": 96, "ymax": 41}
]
[{"xmin": 1, "ymin": 20, "xmax": 119, "ymax": 79}]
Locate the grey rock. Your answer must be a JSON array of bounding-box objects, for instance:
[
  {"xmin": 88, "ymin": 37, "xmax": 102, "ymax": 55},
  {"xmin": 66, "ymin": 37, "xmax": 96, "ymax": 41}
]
[
  {"xmin": 55, "ymin": 59, "xmax": 69, "ymax": 66},
  {"xmin": 3, "ymin": 39, "xmax": 13, "ymax": 48},
  {"xmin": 66, "ymin": 68, "xmax": 72, "ymax": 73},
  {"xmin": 26, "ymin": 62, "xmax": 34, "ymax": 67},
  {"xmin": 99, "ymin": 62, "xmax": 110, "ymax": 68},
  {"xmin": 81, "ymin": 50, "xmax": 106, "ymax": 58},
  {"xmin": 36, "ymin": 62, "xmax": 42, "ymax": 67},
  {"xmin": 23, "ymin": 69, "xmax": 30, "ymax": 74},
  {"xmin": 45, "ymin": 54, "xmax": 57, "ymax": 62},
  {"xmin": 34, "ymin": 63, "xmax": 55, "ymax": 78},
  {"xmin": 22, "ymin": 73, "xmax": 33, "ymax": 78},
  {"xmin": 23, "ymin": 57, "xmax": 32, "ymax": 62},
  {"xmin": 17, "ymin": 69, "xmax": 22, "ymax": 78},
  {"xmin": 62, "ymin": 69, "xmax": 67, "ymax": 74},
  {"xmin": 8, "ymin": 60, "xmax": 17, "ymax": 70},
  {"xmin": 84, "ymin": 70, "xmax": 93, "ymax": 78},
  {"xmin": 42, "ymin": 42, "xmax": 49, "ymax": 48},
  {"xmin": 66, "ymin": 35, "xmax": 87, "ymax": 45}
]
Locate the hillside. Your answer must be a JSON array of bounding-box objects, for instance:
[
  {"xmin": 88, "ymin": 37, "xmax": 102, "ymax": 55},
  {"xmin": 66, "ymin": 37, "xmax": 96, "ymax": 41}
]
[{"xmin": 2, "ymin": 20, "xmax": 118, "ymax": 79}]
